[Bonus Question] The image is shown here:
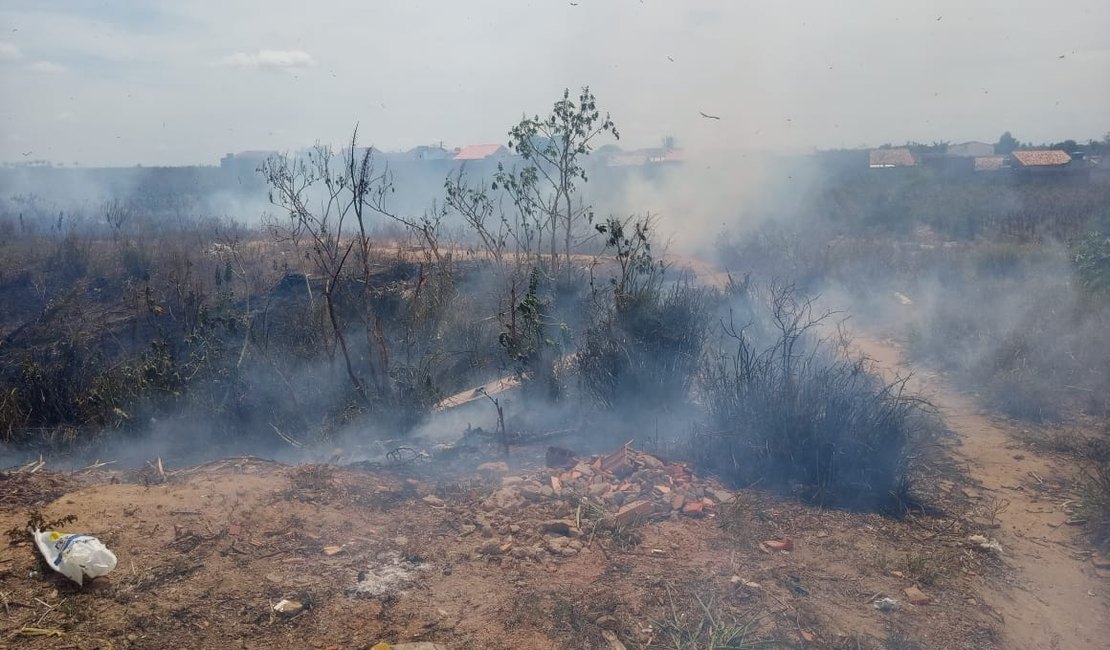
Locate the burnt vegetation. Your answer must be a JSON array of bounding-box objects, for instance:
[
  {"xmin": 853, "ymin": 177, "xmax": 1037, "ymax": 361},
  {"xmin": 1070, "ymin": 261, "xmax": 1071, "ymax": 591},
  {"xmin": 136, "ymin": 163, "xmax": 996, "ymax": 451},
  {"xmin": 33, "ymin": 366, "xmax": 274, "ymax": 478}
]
[{"xmin": 2, "ymin": 93, "xmax": 1109, "ymax": 535}]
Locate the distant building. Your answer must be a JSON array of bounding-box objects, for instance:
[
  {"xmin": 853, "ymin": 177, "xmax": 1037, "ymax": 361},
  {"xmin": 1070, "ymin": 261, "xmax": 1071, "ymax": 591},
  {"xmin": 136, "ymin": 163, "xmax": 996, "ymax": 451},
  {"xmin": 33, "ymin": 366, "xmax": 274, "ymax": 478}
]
[
  {"xmin": 646, "ymin": 148, "xmax": 684, "ymax": 164},
  {"xmin": 605, "ymin": 147, "xmax": 683, "ymax": 168},
  {"xmin": 948, "ymin": 141, "xmax": 996, "ymax": 157},
  {"xmin": 218, "ymin": 149, "xmax": 275, "ymax": 169},
  {"xmin": 973, "ymin": 156, "xmax": 1006, "ymax": 172},
  {"xmin": 607, "ymin": 151, "xmax": 648, "ymax": 167},
  {"xmin": 219, "ymin": 150, "xmax": 277, "ymax": 182},
  {"xmin": 406, "ymin": 144, "xmax": 454, "ymax": 161},
  {"xmin": 453, "ymin": 144, "xmax": 509, "ymax": 161},
  {"xmin": 869, "ymin": 148, "xmax": 916, "ymax": 168},
  {"xmin": 1009, "ymin": 150, "xmax": 1072, "ymax": 168},
  {"xmin": 1010, "ymin": 150, "xmax": 1085, "ymax": 181}
]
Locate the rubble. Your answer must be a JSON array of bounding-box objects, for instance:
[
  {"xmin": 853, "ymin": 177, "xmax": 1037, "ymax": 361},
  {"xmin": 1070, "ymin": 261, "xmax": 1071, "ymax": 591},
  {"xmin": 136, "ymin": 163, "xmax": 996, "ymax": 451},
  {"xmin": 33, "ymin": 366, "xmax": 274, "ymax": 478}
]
[
  {"xmin": 454, "ymin": 445, "xmax": 739, "ymax": 563},
  {"xmin": 539, "ymin": 445, "xmax": 721, "ymax": 521}
]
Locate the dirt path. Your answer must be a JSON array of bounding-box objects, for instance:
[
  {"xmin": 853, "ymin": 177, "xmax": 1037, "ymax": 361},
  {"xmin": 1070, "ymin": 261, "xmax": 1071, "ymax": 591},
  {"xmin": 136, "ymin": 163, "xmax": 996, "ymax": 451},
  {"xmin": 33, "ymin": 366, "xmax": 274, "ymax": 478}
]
[{"xmin": 856, "ymin": 335, "xmax": 1109, "ymax": 650}]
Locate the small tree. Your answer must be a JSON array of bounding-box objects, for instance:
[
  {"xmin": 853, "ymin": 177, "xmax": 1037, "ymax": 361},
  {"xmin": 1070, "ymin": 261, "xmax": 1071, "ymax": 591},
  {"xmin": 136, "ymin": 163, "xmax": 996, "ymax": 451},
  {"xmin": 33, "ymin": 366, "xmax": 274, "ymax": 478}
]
[
  {"xmin": 260, "ymin": 127, "xmax": 394, "ymax": 403},
  {"xmin": 493, "ymin": 87, "xmax": 619, "ymax": 272}
]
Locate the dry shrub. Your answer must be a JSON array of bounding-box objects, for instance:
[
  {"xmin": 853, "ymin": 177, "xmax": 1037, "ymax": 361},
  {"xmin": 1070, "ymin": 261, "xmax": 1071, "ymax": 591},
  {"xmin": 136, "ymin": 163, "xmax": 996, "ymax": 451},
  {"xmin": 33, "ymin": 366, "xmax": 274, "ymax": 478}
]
[{"xmin": 696, "ymin": 284, "xmax": 927, "ymax": 511}]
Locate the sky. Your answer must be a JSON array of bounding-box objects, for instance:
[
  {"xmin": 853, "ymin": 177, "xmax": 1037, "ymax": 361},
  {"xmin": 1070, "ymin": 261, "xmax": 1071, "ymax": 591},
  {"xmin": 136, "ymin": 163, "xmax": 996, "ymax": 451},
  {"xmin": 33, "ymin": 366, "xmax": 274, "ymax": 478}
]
[{"xmin": 0, "ymin": 0, "xmax": 1108, "ymax": 167}]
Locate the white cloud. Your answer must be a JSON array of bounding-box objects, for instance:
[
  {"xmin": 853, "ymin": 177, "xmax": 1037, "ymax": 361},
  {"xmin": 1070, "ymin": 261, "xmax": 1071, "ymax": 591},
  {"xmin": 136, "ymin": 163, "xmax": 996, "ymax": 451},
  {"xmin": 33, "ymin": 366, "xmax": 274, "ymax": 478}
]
[
  {"xmin": 221, "ymin": 49, "xmax": 315, "ymax": 70},
  {"xmin": 28, "ymin": 60, "xmax": 67, "ymax": 74},
  {"xmin": 0, "ymin": 41, "xmax": 23, "ymax": 61},
  {"xmin": 57, "ymin": 111, "xmax": 76, "ymax": 122}
]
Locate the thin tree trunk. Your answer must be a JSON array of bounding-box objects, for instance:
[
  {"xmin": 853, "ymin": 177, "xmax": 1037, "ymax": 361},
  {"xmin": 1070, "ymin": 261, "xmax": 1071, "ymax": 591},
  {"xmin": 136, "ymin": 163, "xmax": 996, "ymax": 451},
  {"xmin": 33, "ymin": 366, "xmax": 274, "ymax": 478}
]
[{"xmin": 326, "ymin": 281, "xmax": 368, "ymax": 405}]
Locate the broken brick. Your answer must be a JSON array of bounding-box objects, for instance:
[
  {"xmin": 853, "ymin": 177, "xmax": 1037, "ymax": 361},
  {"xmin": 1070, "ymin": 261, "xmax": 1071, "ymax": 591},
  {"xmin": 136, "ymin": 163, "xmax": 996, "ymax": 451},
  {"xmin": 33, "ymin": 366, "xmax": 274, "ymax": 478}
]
[
  {"xmin": 682, "ymin": 501, "xmax": 704, "ymax": 516},
  {"xmin": 614, "ymin": 500, "xmax": 655, "ymax": 525},
  {"xmin": 600, "ymin": 446, "xmax": 634, "ymax": 478},
  {"xmin": 670, "ymin": 494, "xmax": 686, "ymax": 511},
  {"xmin": 904, "ymin": 586, "xmax": 932, "ymax": 605},
  {"xmin": 764, "ymin": 538, "xmax": 794, "ymax": 552}
]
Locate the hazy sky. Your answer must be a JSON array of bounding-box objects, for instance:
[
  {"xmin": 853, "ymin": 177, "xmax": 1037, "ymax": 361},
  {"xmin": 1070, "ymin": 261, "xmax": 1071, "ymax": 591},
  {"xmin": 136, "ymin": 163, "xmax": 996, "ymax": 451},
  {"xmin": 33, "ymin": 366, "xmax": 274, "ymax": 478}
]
[{"xmin": 1, "ymin": 1, "xmax": 1107, "ymax": 166}]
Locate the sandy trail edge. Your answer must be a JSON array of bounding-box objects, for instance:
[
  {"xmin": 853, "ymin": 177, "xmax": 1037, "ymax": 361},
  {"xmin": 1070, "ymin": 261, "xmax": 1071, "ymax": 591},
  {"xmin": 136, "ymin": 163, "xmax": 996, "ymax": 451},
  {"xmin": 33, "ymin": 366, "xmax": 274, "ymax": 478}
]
[{"xmin": 855, "ymin": 335, "xmax": 1109, "ymax": 650}]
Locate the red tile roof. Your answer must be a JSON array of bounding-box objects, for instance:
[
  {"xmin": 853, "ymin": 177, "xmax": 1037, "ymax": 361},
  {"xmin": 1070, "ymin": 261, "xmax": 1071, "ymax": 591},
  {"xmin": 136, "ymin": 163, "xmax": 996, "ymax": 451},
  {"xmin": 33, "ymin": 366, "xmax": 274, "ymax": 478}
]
[
  {"xmin": 1010, "ymin": 150, "xmax": 1071, "ymax": 167},
  {"xmin": 869, "ymin": 148, "xmax": 916, "ymax": 168},
  {"xmin": 454, "ymin": 144, "xmax": 507, "ymax": 161}
]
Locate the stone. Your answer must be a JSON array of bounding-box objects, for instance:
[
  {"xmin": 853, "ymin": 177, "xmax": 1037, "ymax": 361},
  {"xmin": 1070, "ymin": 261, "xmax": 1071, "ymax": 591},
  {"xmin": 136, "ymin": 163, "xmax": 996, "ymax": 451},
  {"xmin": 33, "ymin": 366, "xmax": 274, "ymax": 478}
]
[
  {"xmin": 273, "ymin": 599, "xmax": 303, "ymax": 616},
  {"xmin": 487, "ymin": 487, "xmax": 523, "ymax": 510},
  {"xmin": 421, "ymin": 495, "xmax": 445, "ymax": 507},
  {"xmin": 903, "ymin": 586, "xmax": 932, "ymax": 605},
  {"xmin": 682, "ymin": 501, "xmax": 704, "ymax": 516},
  {"xmin": 541, "ymin": 520, "xmax": 580, "ymax": 537},
  {"xmin": 601, "ymin": 629, "xmax": 629, "ymax": 650},
  {"xmin": 587, "ymin": 483, "xmax": 610, "ymax": 498},
  {"xmin": 477, "ymin": 461, "xmax": 510, "ymax": 478},
  {"xmin": 478, "ymin": 540, "xmax": 505, "ymax": 555},
  {"xmin": 763, "ymin": 538, "xmax": 794, "ymax": 552},
  {"xmin": 545, "ymin": 446, "xmax": 577, "ymax": 468}
]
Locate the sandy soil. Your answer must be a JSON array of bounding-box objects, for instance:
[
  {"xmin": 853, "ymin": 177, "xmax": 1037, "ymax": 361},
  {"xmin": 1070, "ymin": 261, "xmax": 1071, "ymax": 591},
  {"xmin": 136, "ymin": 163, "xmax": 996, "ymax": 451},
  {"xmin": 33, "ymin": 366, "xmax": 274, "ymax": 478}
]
[
  {"xmin": 2, "ymin": 440, "xmax": 1003, "ymax": 649},
  {"xmin": 855, "ymin": 335, "xmax": 1110, "ymax": 650}
]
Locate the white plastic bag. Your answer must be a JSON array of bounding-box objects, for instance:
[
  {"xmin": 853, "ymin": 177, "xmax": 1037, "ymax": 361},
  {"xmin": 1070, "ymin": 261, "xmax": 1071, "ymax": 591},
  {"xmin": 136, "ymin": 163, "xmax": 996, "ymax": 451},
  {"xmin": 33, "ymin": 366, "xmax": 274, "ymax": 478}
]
[{"xmin": 32, "ymin": 528, "xmax": 117, "ymax": 586}]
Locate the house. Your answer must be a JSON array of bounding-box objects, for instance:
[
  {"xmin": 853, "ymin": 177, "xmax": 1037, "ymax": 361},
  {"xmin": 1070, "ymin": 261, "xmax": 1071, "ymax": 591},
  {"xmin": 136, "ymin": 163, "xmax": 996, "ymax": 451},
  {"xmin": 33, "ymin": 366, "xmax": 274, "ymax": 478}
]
[
  {"xmin": 219, "ymin": 150, "xmax": 278, "ymax": 183},
  {"xmin": 453, "ymin": 144, "xmax": 509, "ymax": 161},
  {"xmin": 605, "ymin": 147, "xmax": 684, "ymax": 168},
  {"xmin": 646, "ymin": 148, "xmax": 684, "ymax": 164},
  {"xmin": 1010, "ymin": 149, "xmax": 1086, "ymax": 182},
  {"xmin": 869, "ymin": 148, "xmax": 916, "ymax": 168},
  {"xmin": 1009, "ymin": 149, "xmax": 1072, "ymax": 168},
  {"xmin": 607, "ymin": 151, "xmax": 648, "ymax": 167},
  {"xmin": 220, "ymin": 150, "xmax": 277, "ymax": 169},
  {"xmin": 948, "ymin": 141, "xmax": 996, "ymax": 157},
  {"xmin": 973, "ymin": 156, "xmax": 1006, "ymax": 172},
  {"xmin": 407, "ymin": 144, "xmax": 454, "ymax": 161}
]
